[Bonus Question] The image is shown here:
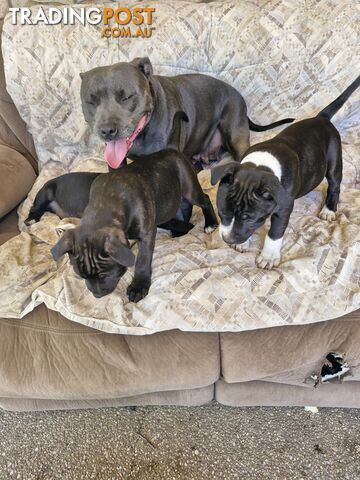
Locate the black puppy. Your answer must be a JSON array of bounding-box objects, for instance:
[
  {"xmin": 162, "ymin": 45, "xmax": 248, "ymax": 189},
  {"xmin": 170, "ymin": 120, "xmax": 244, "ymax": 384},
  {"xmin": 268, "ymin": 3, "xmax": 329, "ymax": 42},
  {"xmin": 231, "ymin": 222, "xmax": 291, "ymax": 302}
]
[
  {"xmin": 211, "ymin": 75, "xmax": 360, "ymax": 269},
  {"xmin": 25, "ymin": 171, "xmax": 192, "ymax": 236},
  {"xmin": 51, "ymin": 151, "xmax": 218, "ymax": 302},
  {"xmin": 25, "ymin": 172, "xmax": 100, "ymax": 225}
]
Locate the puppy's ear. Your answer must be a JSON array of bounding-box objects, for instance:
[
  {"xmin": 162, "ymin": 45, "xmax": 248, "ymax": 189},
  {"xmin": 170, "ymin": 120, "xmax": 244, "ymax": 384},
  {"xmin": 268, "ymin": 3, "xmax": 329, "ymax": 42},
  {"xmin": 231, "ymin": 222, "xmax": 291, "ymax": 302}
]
[
  {"xmin": 51, "ymin": 229, "xmax": 75, "ymax": 261},
  {"xmin": 130, "ymin": 57, "xmax": 153, "ymax": 78},
  {"xmin": 211, "ymin": 161, "xmax": 239, "ymax": 185},
  {"xmin": 259, "ymin": 176, "xmax": 287, "ymax": 206},
  {"xmin": 104, "ymin": 228, "xmax": 135, "ymax": 268}
]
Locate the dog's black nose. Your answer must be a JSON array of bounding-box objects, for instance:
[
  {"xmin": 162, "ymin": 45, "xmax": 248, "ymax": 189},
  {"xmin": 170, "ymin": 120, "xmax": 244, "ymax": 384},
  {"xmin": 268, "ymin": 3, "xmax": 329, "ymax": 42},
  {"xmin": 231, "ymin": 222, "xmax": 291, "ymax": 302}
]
[{"xmin": 100, "ymin": 126, "xmax": 118, "ymax": 140}]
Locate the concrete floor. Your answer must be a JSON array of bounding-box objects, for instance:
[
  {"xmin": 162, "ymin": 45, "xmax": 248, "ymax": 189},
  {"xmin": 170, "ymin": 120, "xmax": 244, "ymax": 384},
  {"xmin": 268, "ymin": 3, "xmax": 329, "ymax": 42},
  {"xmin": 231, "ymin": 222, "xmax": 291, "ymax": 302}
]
[{"xmin": 0, "ymin": 404, "xmax": 360, "ymax": 479}]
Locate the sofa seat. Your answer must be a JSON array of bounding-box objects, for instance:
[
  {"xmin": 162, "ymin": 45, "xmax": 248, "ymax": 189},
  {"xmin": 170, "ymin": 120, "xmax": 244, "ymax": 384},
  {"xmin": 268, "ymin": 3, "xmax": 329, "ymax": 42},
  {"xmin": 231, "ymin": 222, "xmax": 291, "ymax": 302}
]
[
  {"xmin": 0, "ymin": 300, "xmax": 219, "ymax": 410},
  {"xmin": 215, "ymin": 380, "xmax": 360, "ymax": 408},
  {"xmin": 220, "ymin": 311, "xmax": 360, "ymax": 386},
  {"xmin": 216, "ymin": 311, "xmax": 360, "ymax": 407}
]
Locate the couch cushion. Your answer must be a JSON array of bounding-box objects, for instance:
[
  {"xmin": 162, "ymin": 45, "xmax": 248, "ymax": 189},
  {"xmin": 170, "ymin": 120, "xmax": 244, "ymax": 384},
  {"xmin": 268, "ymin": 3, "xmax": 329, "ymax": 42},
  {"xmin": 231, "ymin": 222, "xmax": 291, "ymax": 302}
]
[
  {"xmin": 0, "ymin": 20, "xmax": 37, "ymax": 170},
  {"xmin": 0, "ymin": 145, "xmax": 36, "ymax": 219},
  {"xmin": 0, "ymin": 207, "xmax": 19, "ymax": 245},
  {"xmin": 220, "ymin": 310, "xmax": 360, "ymax": 385},
  {"xmin": 216, "ymin": 379, "xmax": 360, "ymax": 408},
  {"xmin": 0, "ymin": 305, "xmax": 220, "ymax": 401},
  {"xmin": 0, "ymin": 385, "xmax": 214, "ymax": 412}
]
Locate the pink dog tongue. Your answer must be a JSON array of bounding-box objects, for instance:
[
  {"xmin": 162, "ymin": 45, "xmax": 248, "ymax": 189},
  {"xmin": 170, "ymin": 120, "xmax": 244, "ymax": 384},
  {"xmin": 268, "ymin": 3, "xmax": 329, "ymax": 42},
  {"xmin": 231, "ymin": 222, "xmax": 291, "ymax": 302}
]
[
  {"xmin": 104, "ymin": 140, "xmax": 128, "ymax": 169},
  {"xmin": 104, "ymin": 115, "xmax": 147, "ymax": 169}
]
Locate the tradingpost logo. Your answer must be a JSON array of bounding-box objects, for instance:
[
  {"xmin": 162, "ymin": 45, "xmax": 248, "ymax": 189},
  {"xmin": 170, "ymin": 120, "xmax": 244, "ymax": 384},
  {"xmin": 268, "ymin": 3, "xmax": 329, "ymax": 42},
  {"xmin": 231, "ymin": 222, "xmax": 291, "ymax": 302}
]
[{"xmin": 9, "ymin": 6, "xmax": 156, "ymax": 38}]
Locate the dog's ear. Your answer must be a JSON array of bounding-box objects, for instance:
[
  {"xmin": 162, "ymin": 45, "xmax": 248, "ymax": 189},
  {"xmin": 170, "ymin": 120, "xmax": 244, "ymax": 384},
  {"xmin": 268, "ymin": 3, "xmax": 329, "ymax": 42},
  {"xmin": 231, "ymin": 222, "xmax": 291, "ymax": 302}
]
[
  {"xmin": 211, "ymin": 161, "xmax": 239, "ymax": 185},
  {"xmin": 259, "ymin": 175, "xmax": 288, "ymax": 207},
  {"xmin": 168, "ymin": 111, "xmax": 189, "ymax": 151},
  {"xmin": 51, "ymin": 229, "xmax": 75, "ymax": 261},
  {"xmin": 130, "ymin": 57, "xmax": 153, "ymax": 79},
  {"xmin": 104, "ymin": 228, "xmax": 135, "ymax": 267},
  {"xmin": 174, "ymin": 111, "xmax": 189, "ymax": 123}
]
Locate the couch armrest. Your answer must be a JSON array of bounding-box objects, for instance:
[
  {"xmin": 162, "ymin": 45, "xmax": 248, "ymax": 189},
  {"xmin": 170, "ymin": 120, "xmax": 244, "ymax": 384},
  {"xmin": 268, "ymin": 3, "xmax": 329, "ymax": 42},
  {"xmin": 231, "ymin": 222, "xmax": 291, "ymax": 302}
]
[{"xmin": 0, "ymin": 144, "xmax": 36, "ymax": 219}]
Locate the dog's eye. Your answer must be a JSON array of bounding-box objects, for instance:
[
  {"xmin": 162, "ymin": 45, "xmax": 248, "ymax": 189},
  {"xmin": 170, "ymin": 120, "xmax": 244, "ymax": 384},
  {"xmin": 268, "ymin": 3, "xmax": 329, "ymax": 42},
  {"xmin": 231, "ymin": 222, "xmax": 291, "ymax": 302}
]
[
  {"xmin": 122, "ymin": 94, "xmax": 135, "ymax": 102},
  {"xmin": 240, "ymin": 213, "xmax": 249, "ymax": 220},
  {"xmin": 86, "ymin": 94, "xmax": 99, "ymax": 107}
]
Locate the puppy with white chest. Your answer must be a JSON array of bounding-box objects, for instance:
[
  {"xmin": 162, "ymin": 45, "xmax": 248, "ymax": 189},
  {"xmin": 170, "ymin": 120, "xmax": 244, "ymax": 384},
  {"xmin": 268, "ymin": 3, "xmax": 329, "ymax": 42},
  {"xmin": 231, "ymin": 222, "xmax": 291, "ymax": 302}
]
[{"xmin": 211, "ymin": 75, "xmax": 360, "ymax": 269}]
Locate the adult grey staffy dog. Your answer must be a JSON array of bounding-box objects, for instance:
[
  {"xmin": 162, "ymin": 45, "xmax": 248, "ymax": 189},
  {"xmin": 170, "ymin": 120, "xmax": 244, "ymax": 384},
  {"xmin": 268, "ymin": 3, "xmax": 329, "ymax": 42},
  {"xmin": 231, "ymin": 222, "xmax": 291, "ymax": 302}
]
[
  {"xmin": 211, "ymin": 75, "xmax": 360, "ymax": 269},
  {"xmin": 80, "ymin": 57, "xmax": 294, "ymax": 171},
  {"xmin": 51, "ymin": 148, "xmax": 218, "ymax": 302}
]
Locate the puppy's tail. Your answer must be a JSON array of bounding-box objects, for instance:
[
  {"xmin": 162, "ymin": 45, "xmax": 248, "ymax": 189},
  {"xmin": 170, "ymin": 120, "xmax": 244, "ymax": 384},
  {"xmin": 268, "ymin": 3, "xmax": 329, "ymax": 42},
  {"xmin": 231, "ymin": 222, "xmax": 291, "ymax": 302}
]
[
  {"xmin": 248, "ymin": 116, "xmax": 294, "ymax": 132},
  {"xmin": 318, "ymin": 74, "xmax": 360, "ymax": 120}
]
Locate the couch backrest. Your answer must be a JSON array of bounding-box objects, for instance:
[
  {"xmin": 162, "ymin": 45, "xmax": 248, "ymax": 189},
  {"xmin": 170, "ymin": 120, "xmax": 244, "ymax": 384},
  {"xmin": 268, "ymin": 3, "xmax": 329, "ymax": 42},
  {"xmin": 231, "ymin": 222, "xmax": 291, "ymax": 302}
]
[{"xmin": 2, "ymin": 1, "xmax": 359, "ymax": 185}]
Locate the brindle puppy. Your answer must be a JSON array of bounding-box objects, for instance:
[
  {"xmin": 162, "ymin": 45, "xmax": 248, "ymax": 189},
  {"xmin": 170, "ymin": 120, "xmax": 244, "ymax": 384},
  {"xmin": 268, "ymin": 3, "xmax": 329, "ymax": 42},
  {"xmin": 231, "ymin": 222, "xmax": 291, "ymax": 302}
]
[{"xmin": 51, "ymin": 151, "xmax": 218, "ymax": 302}]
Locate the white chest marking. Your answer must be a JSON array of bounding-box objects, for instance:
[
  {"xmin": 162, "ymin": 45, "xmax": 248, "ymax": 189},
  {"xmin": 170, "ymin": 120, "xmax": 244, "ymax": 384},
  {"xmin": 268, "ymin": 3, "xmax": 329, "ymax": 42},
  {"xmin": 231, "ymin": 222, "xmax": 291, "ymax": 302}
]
[
  {"xmin": 219, "ymin": 217, "xmax": 235, "ymax": 238},
  {"xmin": 242, "ymin": 151, "xmax": 282, "ymax": 181}
]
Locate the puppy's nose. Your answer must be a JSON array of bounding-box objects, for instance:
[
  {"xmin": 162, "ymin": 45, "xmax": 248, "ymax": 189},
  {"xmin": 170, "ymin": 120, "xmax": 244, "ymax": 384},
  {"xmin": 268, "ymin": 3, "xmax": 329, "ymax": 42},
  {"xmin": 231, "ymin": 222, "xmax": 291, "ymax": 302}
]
[
  {"xmin": 99, "ymin": 125, "xmax": 118, "ymax": 141},
  {"xmin": 92, "ymin": 290, "xmax": 107, "ymax": 298}
]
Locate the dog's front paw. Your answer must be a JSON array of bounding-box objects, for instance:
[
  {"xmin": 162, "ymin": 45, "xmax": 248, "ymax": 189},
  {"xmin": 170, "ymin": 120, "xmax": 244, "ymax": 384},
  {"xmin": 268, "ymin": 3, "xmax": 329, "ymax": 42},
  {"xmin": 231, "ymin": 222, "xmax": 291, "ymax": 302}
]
[
  {"xmin": 256, "ymin": 236, "xmax": 282, "ymax": 269},
  {"xmin": 319, "ymin": 206, "xmax": 336, "ymax": 222},
  {"xmin": 230, "ymin": 241, "xmax": 249, "ymax": 253},
  {"xmin": 256, "ymin": 253, "xmax": 281, "ymax": 270},
  {"xmin": 127, "ymin": 281, "xmax": 150, "ymax": 303},
  {"xmin": 204, "ymin": 223, "xmax": 218, "ymax": 234}
]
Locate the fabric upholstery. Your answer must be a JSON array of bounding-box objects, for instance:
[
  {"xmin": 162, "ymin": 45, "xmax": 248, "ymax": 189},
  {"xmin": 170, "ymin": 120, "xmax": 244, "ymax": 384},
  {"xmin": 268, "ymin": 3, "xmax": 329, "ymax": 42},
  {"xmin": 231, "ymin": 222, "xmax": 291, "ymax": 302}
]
[
  {"xmin": 0, "ymin": 305, "xmax": 220, "ymax": 400},
  {"xmin": 0, "ymin": 208, "xmax": 18, "ymax": 245},
  {"xmin": 220, "ymin": 310, "xmax": 360, "ymax": 386},
  {"xmin": 0, "ymin": 19, "xmax": 37, "ymax": 171},
  {"xmin": 0, "ymin": 386, "xmax": 214, "ymax": 412},
  {"xmin": 0, "ymin": 144, "xmax": 36, "ymax": 219},
  {"xmin": 216, "ymin": 379, "xmax": 360, "ymax": 408}
]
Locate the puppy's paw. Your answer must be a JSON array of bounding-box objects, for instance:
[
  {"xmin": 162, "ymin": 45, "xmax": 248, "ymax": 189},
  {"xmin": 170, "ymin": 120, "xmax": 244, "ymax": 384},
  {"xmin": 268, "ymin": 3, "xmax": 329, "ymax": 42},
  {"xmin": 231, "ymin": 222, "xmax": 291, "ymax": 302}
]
[
  {"xmin": 204, "ymin": 224, "xmax": 218, "ymax": 234},
  {"xmin": 256, "ymin": 253, "xmax": 281, "ymax": 270},
  {"xmin": 230, "ymin": 240, "xmax": 249, "ymax": 253},
  {"xmin": 319, "ymin": 206, "xmax": 336, "ymax": 222},
  {"xmin": 127, "ymin": 281, "xmax": 150, "ymax": 303},
  {"xmin": 256, "ymin": 236, "xmax": 282, "ymax": 270},
  {"xmin": 24, "ymin": 218, "xmax": 36, "ymax": 226}
]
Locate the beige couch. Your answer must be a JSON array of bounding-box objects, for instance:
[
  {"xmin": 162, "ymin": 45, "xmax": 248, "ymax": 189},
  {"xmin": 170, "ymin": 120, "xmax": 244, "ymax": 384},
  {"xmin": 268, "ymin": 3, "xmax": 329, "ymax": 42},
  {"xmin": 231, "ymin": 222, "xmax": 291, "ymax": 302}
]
[{"xmin": 0, "ymin": 0, "xmax": 359, "ymax": 411}]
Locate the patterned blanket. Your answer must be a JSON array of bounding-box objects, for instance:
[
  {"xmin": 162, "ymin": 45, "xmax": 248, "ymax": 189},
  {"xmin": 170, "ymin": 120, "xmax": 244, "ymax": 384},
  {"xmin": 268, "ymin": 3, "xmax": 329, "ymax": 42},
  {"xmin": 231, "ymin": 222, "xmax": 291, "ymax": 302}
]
[{"xmin": 0, "ymin": 1, "xmax": 359, "ymax": 334}]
